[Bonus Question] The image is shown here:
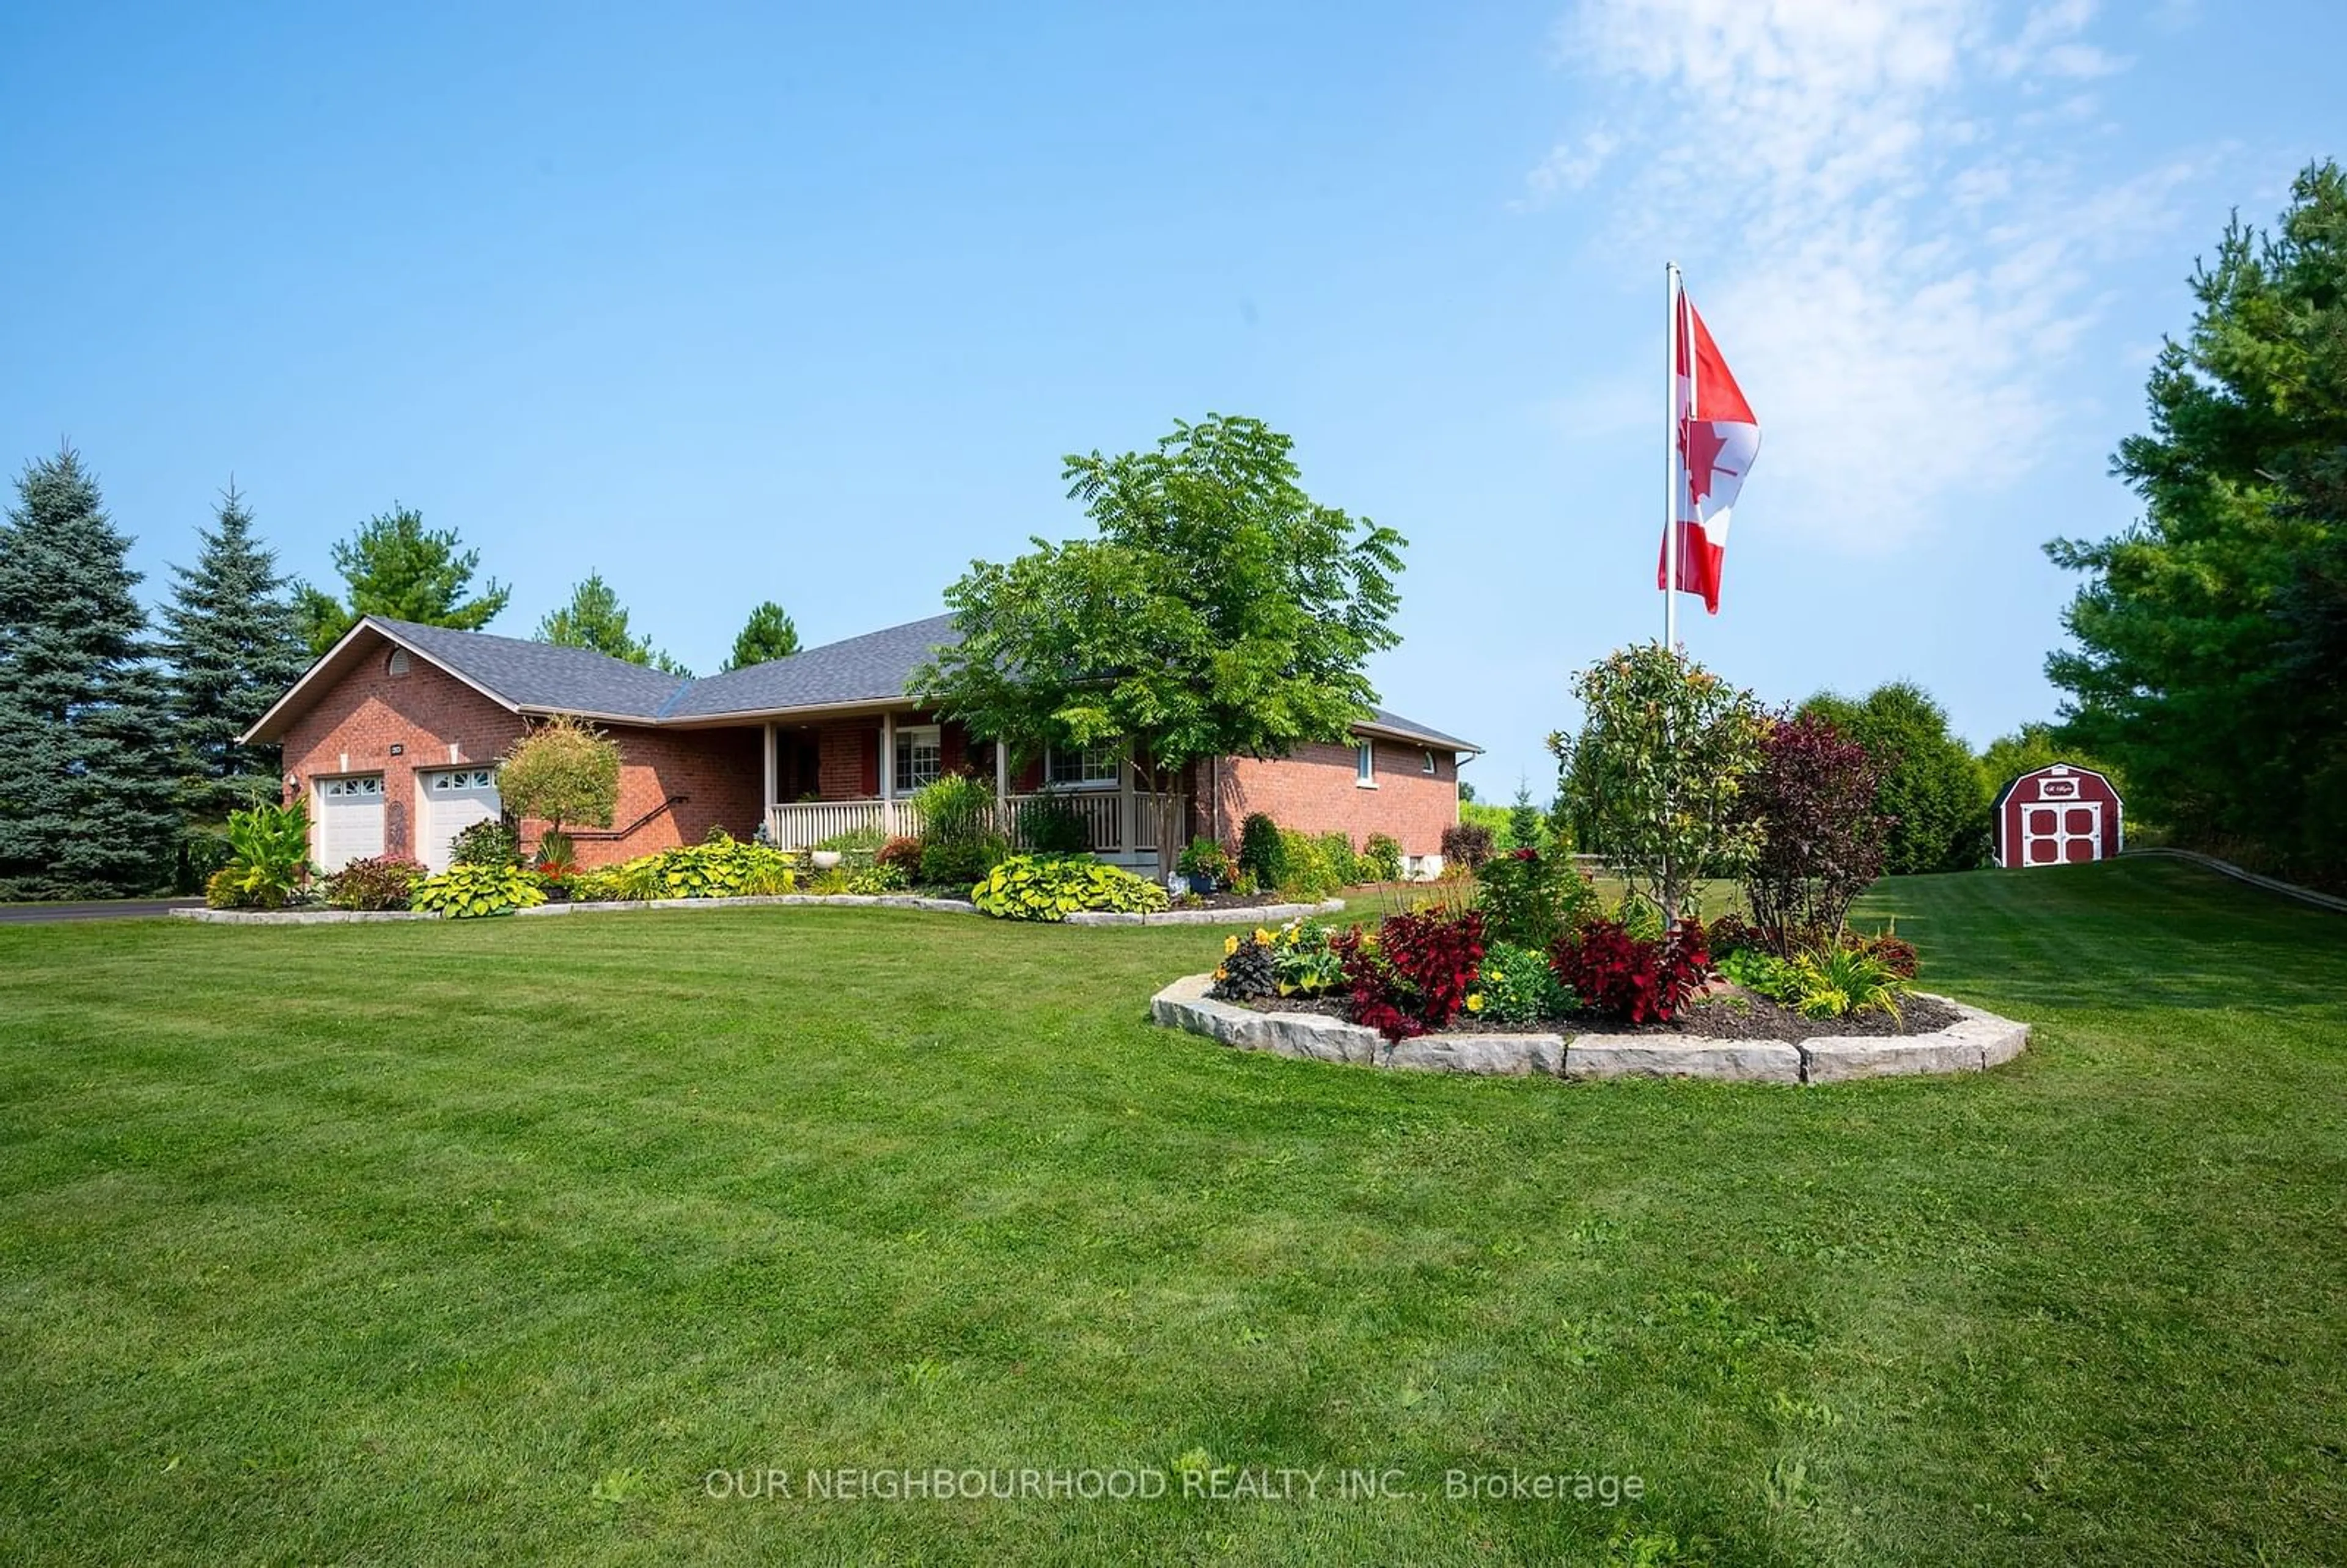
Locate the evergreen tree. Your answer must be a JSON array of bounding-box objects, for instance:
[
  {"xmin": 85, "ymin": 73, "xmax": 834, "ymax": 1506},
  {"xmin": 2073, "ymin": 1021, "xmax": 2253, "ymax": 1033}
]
[
  {"xmin": 724, "ymin": 601, "xmax": 801, "ymax": 669},
  {"xmin": 2047, "ymin": 161, "xmax": 2347, "ymax": 882},
  {"xmin": 535, "ymin": 571, "xmax": 688, "ymax": 675},
  {"xmin": 161, "ymin": 483, "xmax": 309, "ymax": 824},
  {"xmin": 295, "ymin": 505, "xmax": 511, "ymax": 654},
  {"xmin": 0, "ymin": 447, "xmax": 180, "ymax": 898}
]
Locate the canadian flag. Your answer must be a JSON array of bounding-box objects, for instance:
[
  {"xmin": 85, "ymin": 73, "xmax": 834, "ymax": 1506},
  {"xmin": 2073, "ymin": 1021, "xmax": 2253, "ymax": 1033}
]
[{"xmin": 1659, "ymin": 290, "xmax": 1760, "ymax": 615}]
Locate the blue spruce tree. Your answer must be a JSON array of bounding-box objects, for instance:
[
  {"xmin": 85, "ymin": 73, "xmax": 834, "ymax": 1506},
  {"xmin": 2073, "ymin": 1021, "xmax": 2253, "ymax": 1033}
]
[{"xmin": 0, "ymin": 447, "xmax": 181, "ymax": 897}]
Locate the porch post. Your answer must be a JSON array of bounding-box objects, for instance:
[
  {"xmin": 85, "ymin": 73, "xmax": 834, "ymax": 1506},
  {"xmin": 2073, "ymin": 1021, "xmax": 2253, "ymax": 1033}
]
[
  {"xmin": 762, "ymin": 722, "xmax": 776, "ymax": 810},
  {"xmin": 1119, "ymin": 746, "xmax": 1137, "ymax": 860},
  {"xmin": 993, "ymin": 735, "xmax": 1010, "ymax": 839},
  {"xmin": 880, "ymin": 711, "xmax": 896, "ymax": 836}
]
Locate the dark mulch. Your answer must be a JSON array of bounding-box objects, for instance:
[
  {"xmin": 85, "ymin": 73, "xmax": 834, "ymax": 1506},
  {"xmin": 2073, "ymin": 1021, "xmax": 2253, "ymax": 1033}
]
[
  {"xmin": 1225, "ymin": 988, "xmax": 1958, "ymax": 1039},
  {"xmin": 1178, "ymin": 890, "xmax": 1328, "ymax": 910}
]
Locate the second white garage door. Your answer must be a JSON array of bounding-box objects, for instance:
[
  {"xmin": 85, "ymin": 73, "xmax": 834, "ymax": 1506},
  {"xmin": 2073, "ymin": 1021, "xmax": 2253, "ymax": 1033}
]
[{"xmin": 419, "ymin": 768, "xmax": 502, "ymax": 871}]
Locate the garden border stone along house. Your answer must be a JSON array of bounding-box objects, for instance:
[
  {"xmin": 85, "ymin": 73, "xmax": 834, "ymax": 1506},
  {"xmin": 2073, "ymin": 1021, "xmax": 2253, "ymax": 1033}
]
[{"xmin": 243, "ymin": 613, "xmax": 1478, "ymax": 875}]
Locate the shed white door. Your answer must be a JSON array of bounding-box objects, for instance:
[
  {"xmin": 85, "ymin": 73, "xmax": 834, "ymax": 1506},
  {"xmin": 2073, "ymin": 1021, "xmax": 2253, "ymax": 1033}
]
[
  {"xmin": 2021, "ymin": 800, "xmax": 2101, "ymax": 866},
  {"xmin": 317, "ymin": 775, "xmax": 386, "ymax": 869},
  {"xmin": 419, "ymin": 767, "xmax": 502, "ymax": 872}
]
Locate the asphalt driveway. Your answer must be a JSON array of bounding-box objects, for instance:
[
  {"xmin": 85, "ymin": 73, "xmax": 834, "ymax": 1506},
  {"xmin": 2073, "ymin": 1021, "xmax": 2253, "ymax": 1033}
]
[{"xmin": 0, "ymin": 899, "xmax": 202, "ymax": 925}]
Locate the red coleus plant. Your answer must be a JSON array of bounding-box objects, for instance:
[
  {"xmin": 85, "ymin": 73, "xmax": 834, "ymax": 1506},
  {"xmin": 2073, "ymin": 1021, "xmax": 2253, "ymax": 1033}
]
[
  {"xmin": 1551, "ymin": 917, "xmax": 1712, "ymax": 1025},
  {"xmin": 1334, "ymin": 907, "xmax": 1487, "ymax": 1042}
]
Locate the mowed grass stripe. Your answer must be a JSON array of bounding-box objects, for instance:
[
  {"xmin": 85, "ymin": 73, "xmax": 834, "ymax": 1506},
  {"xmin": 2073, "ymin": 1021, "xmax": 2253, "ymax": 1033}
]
[{"xmin": 2, "ymin": 863, "xmax": 2342, "ymax": 1564}]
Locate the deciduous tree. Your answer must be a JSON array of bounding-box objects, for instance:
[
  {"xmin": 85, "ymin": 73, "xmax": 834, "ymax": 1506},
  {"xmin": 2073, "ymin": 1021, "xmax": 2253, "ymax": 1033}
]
[
  {"xmin": 913, "ymin": 415, "xmax": 1405, "ymax": 875},
  {"xmin": 1800, "ymin": 683, "xmax": 1985, "ymax": 875}
]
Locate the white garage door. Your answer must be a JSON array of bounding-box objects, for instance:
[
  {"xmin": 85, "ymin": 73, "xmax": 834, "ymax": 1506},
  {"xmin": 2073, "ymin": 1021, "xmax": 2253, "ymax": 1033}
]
[
  {"xmin": 420, "ymin": 767, "xmax": 502, "ymax": 872},
  {"xmin": 317, "ymin": 775, "xmax": 386, "ymax": 870}
]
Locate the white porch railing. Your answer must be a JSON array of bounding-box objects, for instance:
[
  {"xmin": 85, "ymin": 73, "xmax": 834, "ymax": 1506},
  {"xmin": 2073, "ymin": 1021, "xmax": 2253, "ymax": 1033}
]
[{"xmin": 764, "ymin": 791, "xmax": 1185, "ymax": 860}]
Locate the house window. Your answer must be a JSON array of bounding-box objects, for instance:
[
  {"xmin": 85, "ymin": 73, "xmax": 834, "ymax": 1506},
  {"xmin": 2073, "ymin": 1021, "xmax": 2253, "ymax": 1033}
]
[
  {"xmin": 1423, "ymin": 749, "xmax": 1438, "ymax": 775},
  {"xmin": 1045, "ymin": 742, "xmax": 1119, "ymax": 789},
  {"xmin": 1356, "ymin": 741, "xmax": 1376, "ymax": 787},
  {"xmin": 894, "ymin": 725, "xmax": 942, "ymax": 791},
  {"xmin": 430, "ymin": 769, "xmax": 495, "ymax": 790}
]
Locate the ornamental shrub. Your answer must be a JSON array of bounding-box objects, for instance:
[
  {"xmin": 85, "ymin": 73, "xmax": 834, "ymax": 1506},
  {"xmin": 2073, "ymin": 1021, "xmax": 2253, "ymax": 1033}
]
[
  {"xmin": 410, "ymin": 861, "xmax": 547, "ymax": 918},
  {"xmin": 1361, "ymin": 833, "xmax": 1405, "ymax": 883},
  {"xmin": 1274, "ymin": 829, "xmax": 1342, "ymax": 898},
  {"xmin": 1236, "ymin": 812, "xmax": 1285, "ymax": 888},
  {"xmin": 323, "ymin": 855, "xmax": 424, "ymax": 911},
  {"xmin": 1738, "ymin": 712, "xmax": 1888, "ymax": 948},
  {"xmin": 1440, "ymin": 819, "xmax": 1495, "ymax": 871},
  {"xmin": 1315, "ymin": 830, "xmax": 1363, "ymax": 887},
  {"xmin": 1550, "ymin": 917, "xmax": 1711, "ymax": 1025},
  {"xmin": 970, "ymin": 855, "xmax": 1170, "ymax": 921},
  {"xmin": 1176, "ymin": 835, "xmax": 1234, "ymax": 887},
  {"xmin": 1018, "ymin": 793, "xmax": 1093, "ymax": 856},
  {"xmin": 1553, "ymin": 643, "xmax": 1766, "ymax": 920},
  {"xmin": 449, "ymin": 818, "xmax": 521, "ymax": 869},
  {"xmin": 876, "ymin": 835, "xmax": 926, "ymax": 877},
  {"xmin": 494, "ymin": 714, "xmax": 620, "ymax": 839},
  {"xmin": 1474, "ymin": 846, "xmax": 1596, "ymax": 952}
]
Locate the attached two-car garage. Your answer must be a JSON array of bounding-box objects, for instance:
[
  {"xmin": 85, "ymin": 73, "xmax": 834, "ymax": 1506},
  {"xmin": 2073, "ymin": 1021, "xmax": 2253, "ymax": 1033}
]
[{"xmin": 313, "ymin": 768, "xmax": 503, "ymax": 873}]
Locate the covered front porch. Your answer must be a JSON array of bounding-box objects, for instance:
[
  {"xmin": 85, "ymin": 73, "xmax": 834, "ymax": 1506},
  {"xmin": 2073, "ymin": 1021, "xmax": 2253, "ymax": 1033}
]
[{"xmin": 752, "ymin": 708, "xmax": 1182, "ymax": 869}]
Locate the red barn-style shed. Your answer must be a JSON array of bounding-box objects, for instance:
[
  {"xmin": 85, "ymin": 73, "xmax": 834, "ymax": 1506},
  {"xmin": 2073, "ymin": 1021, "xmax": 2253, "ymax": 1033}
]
[{"xmin": 1993, "ymin": 763, "xmax": 2123, "ymax": 868}]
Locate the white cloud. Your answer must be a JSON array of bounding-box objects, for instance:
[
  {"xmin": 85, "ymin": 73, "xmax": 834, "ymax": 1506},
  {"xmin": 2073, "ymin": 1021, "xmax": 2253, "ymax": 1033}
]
[
  {"xmin": 1516, "ymin": 130, "xmax": 1622, "ymax": 209},
  {"xmin": 1528, "ymin": 0, "xmax": 2211, "ymax": 551}
]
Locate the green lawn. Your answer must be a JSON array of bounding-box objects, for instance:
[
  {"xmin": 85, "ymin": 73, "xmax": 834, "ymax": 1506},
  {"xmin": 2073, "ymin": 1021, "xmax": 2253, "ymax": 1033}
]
[{"xmin": 2, "ymin": 860, "xmax": 2341, "ymax": 1565}]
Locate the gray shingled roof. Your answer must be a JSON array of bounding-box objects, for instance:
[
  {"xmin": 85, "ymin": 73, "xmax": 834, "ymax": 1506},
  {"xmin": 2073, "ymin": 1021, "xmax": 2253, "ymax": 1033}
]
[
  {"xmin": 661, "ymin": 614, "xmax": 964, "ymax": 719},
  {"xmin": 301, "ymin": 612, "xmax": 1475, "ymax": 753},
  {"xmin": 372, "ymin": 617, "xmax": 691, "ymax": 718},
  {"xmin": 1362, "ymin": 708, "xmax": 1478, "ymax": 753}
]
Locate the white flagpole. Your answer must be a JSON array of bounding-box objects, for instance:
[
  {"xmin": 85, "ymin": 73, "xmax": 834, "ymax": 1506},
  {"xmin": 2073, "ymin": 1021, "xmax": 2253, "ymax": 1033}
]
[{"xmin": 1664, "ymin": 260, "xmax": 1680, "ymax": 649}]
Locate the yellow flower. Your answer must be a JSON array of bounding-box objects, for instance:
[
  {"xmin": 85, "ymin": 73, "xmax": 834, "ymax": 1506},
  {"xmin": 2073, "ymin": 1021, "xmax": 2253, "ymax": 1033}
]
[
  {"xmin": 1466, "ymin": 993, "xmax": 1485, "ymax": 1013},
  {"xmin": 1488, "ymin": 970, "xmax": 1505, "ymax": 984},
  {"xmin": 1214, "ymin": 966, "xmax": 1229, "ymax": 981},
  {"xmin": 1254, "ymin": 927, "xmax": 1273, "ymax": 945},
  {"xmin": 1224, "ymin": 934, "xmax": 1240, "ymax": 956}
]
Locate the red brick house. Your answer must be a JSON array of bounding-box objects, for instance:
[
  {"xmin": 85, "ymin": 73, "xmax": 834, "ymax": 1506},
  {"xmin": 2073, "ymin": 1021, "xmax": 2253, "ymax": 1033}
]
[{"xmin": 243, "ymin": 613, "xmax": 1478, "ymax": 876}]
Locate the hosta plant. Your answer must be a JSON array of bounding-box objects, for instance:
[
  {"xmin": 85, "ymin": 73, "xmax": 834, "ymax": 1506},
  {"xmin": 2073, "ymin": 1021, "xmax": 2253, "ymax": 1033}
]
[
  {"xmin": 410, "ymin": 862, "xmax": 548, "ymax": 918},
  {"xmin": 970, "ymin": 855, "xmax": 1169, "ymax": 921}
]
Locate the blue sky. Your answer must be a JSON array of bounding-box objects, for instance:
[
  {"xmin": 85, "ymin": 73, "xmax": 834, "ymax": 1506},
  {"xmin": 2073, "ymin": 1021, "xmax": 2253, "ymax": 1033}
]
[{"xmin": 3, "ymin": 1, "xmax": 2340, "ymax": 796}]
